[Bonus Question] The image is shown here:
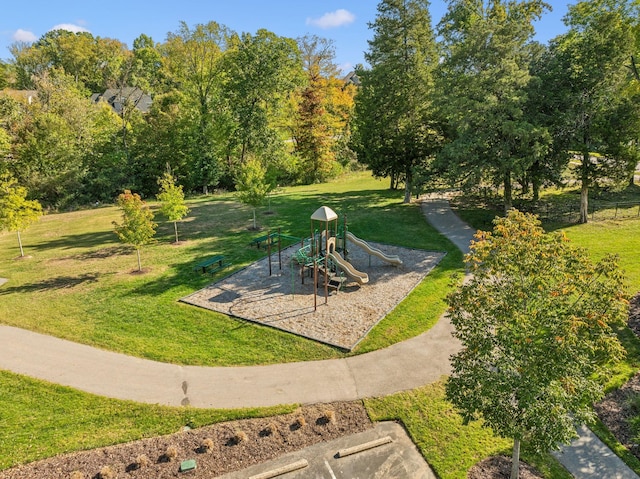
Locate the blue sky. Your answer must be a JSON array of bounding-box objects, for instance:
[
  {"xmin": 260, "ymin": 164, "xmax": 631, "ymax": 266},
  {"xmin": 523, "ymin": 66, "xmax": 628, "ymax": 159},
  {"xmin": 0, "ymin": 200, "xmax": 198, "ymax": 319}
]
[{"xmin": 1, "ymin": 1, "xmax": 569, "ymax": 74}]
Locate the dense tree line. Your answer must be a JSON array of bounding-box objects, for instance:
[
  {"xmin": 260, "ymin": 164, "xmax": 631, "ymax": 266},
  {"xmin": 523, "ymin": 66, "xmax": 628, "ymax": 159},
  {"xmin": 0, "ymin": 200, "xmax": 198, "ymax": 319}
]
[
  {"xmin": 1, "ymin": 0, "xmax": 639, "ymax": 223},
  {"xmin": 0, "ymin": 25, "xmax": 356, "ymax": 208},
  {"xmin": 354, "ymin": 0, "xmax": 640, "ymax": 223}
]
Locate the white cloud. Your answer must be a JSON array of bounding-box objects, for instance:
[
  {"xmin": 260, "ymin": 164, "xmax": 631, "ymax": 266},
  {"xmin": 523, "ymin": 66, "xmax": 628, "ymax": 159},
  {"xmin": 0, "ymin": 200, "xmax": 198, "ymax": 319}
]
[
  {"xmin": 13, "ymin": 29, "xmax": 37, "ymax": 43},
  {"xmin": 49, "ymin": 23, "xmax": 90, "ymax": 34},
  {"xmin": 307, "ymin": 9, "xmax": 355, "ymax": 29}
]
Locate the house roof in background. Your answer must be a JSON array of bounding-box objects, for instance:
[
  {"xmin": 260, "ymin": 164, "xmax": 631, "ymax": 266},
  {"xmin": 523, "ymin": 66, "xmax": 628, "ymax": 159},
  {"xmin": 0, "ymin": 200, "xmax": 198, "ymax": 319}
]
[{"xmin": 92, "ymin": 87, "xmax": 152, "ymax": 114}]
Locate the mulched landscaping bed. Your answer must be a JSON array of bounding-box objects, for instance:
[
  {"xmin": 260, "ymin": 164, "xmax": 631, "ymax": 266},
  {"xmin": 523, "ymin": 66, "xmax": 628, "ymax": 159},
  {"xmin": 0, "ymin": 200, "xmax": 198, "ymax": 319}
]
[
  {"xmin": 0, "ymin": 402, "xmax": 372, "ymax": 479},
  {"xmin": 467, "ymin": 455, "xmax": 544, "ymax": 479}
]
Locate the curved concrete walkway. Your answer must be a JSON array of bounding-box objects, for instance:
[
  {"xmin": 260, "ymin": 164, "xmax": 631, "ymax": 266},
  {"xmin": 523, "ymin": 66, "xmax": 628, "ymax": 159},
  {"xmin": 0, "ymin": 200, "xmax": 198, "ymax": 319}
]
[
  {"xmin": 0, "ymin": 197, "xmax": 636, "ymax": 478},
  {"xmin": 0, "ymin": 316, "xmax": 459, "ymax": 408}
]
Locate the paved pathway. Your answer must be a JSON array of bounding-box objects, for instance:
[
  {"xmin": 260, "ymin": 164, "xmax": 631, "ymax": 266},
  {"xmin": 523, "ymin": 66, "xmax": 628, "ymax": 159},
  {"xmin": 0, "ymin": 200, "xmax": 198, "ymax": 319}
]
[
  {"xmin": 0, "ymin": 316, "xmax": 458, "ymax": 408},
  {"xmin": 420, "ymin": 196, "xmax": 476, "ymax": 253},
  {"xmin": 0, "ymin": 197, "xmax": 636, "ymax": 478},
  {"xmin": 555, "ymin": 425, "xmax": 638, "ymax": 479}
]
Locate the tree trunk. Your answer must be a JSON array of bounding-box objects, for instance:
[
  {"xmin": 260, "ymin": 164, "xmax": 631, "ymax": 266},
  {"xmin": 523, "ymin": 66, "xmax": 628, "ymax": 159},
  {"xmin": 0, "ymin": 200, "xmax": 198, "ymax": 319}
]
[
  {"xmin": 579, "ymin": 182, "xmax": 589, "ymax": 224},
  {"xmin": 532, "ymin": 175, "xmax": 540, "ymax": 202},
  {"xmin": 519, "ymin": 173, "xmax": 529, "ymax": 198},
  {"xmin": 510, "ymin": 438, "xmax": 521, "ymax": 479},
  {"xmin": 121, "ymin": 114, "xmax": 129, "ymax": 160},
  {"xmin": 136, "ymin": 248, "xmax": 142, "ymax": 272},
  {"xmin": 579, "ymin": 152, "xmax": 590, "ymax": 224},
  {"xmin": 174, "ymin": 221, "xmax": 179, "ymax": 243},
  {"xmin": 503, "ymin": 170, "xmax": 513, "ymax": 213},
  {"xmin": 403, "ymin": 165, "xmax": 412, "ymax": 204},
  {"xmin": 253, "ymin": 208, "xmax": 257, "ymax": 229},
  {"xmin": 17, "ymin": 231, "xmax": 24, "ymax": 257}
]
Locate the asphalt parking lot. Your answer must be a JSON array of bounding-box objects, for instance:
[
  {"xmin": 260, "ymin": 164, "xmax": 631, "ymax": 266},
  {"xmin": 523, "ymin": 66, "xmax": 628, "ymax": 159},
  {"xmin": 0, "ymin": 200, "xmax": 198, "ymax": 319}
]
[{"xmin": 218, "ymin": 421, "xmax": 436, "ymax": 479}]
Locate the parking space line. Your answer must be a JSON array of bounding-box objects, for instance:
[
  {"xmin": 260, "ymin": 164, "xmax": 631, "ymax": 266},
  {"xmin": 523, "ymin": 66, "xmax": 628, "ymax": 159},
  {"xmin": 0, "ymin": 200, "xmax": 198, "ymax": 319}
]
[{"xmin": 324, "ymin": 459, "xmax": 338, "ymax": 479}]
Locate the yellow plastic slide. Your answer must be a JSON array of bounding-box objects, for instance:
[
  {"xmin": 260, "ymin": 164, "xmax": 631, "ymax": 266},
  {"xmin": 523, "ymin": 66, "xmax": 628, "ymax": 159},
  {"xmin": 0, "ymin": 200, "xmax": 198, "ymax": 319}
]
[
  {"xmin": 346, "ymin": 232, "xmax": 403, "ymax": 266},
  {"xmin": 327, "ymin": 251, "xmax": 369, "ymax": 284}
]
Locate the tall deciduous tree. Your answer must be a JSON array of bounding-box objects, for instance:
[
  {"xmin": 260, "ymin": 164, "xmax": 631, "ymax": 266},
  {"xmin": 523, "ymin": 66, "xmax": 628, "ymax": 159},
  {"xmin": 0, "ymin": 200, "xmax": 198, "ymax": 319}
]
[
  {"xmin": 0, "ymin": 173, "xmax": 43, "ymax": 257},
  {"xmin": 351, "ymin": 0, "xmax": 441, "ymax": 203},
  {"xmin": 113, "ymin": 190, "xmax": 157, "ymax": 272},
  {"xmin": 0, "ymin": 129, "xmax": 9, "ymax": 162},
  {"xmin": 163, "ymin": 21, "xmax": 231, "ymax": 193},
  {"xmin": 130, "ymin": 34, "xmax": 165, "ymax": 94},
  {"xmin": 129, "ymin": 90, "xmax": 194, "ymax": 194},
  {"xmin": 295, "ymin": 80, "xmax": 333, "ymax": 183},
  {"xmin": 223, "ymin": 29, "xmax": 303, "ymax": 173},
  {"xmin": 294, "ymin": 35, "xmax": 340, "ymax": 183},
  {"xmin": 0, "ymin": 60, "xmax": 10, "ymax": 89},
  {"xmin": 0, "ymin": 95, "xmax": 27, "ymax": 177},
  {"xmin": 80, "ymin": 101, "xmax": 131, "ymax": 203},
  {"xmin": 16, "ymin": 71, "xmax": 98, "ymax": 207},
  {"xmin": 10, "ymin": 40, "xmax": 48, "ymax": 90},
  {"xmin": 283, "ymin": 36, "xmax": 356, "ymax": 183},
  {"xmin": 11, "ymin": 29, "xmax": 128, "ymax": 92},
  {"xmin": 156, "ymin": 171, "xmax": 189, "ymax": 243},
  {"xmin": 541, "ymin": 0, "xmax": 640, "ymax": 223},
  {"xmin": 446, "ymin": 209, "xmax": 627, "ymax": 479},
  {"xmin": 436, "ymin": 0, "xmax": 551, "ymax": 212}
]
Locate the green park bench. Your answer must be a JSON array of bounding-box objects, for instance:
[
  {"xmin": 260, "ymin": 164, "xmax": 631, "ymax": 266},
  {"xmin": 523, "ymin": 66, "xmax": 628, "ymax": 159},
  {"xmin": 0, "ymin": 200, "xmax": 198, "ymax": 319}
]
[{"xmin": 194, "ymin": 255, "xmax": 230, "ymax": 274}]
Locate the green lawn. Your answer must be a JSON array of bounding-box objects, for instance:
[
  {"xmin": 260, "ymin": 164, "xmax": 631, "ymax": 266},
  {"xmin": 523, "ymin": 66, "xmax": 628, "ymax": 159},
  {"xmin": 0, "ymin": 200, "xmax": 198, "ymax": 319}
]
[
  {"xmin": 561, "ymin": 219, "xmax": 640, "ymax": 293},
  {"xmin": 4, "ymin": 174, "xmax": 639, "ymax": 476},
  {"xmin": 0, "ymin": 172, "xmax": 470, "ymax": 473},
  {"xmin": 0, "ymin": 172, "xmax": 461, "ymax": 366}
]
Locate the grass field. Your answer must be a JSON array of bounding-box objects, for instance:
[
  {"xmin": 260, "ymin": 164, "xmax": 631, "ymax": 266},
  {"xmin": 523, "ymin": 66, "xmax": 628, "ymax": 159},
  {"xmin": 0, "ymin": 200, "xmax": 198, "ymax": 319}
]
[
  {"xmin": 2, "ymin": 172, "xmax": 640, "ymax": 476},
  {"xmin": 0, "ymin": 172, "xmax": 461, "ymax": 366}
]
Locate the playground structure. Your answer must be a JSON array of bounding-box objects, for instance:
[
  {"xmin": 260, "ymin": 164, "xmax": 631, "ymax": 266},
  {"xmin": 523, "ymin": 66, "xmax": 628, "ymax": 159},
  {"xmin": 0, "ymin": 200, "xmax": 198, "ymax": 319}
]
[
  {"xmin": 181, "ymin": 204, "xmax": 440, "ymax": 350},
  {"xmin": 247, "ymin": 206, "xmax": 404, "ymax": 311},
  {"xmin": 327, "ymin": 249, "xmax": 368, "ymax": 285},
  {"xmin": 289, "ymin": 206, "xmax": 404, "ymax": 310}
]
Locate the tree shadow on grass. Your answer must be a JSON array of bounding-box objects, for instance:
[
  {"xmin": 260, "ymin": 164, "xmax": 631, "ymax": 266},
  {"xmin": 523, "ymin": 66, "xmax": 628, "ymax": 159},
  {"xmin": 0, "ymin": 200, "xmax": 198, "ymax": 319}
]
[
  {"xmin": 31, "ymin": 231, "xmax": 119, "ymax": 252},
  {"xmin": 0, "ymin": 273, "xmax": 103, "ymax": 295},
  {"xmin": 179, "ymin": 189, "xmax": 401, "ymax": 241},
  {"xmin": 60, "ymin": 246, "xmax": 132, "ymax": 261}
]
